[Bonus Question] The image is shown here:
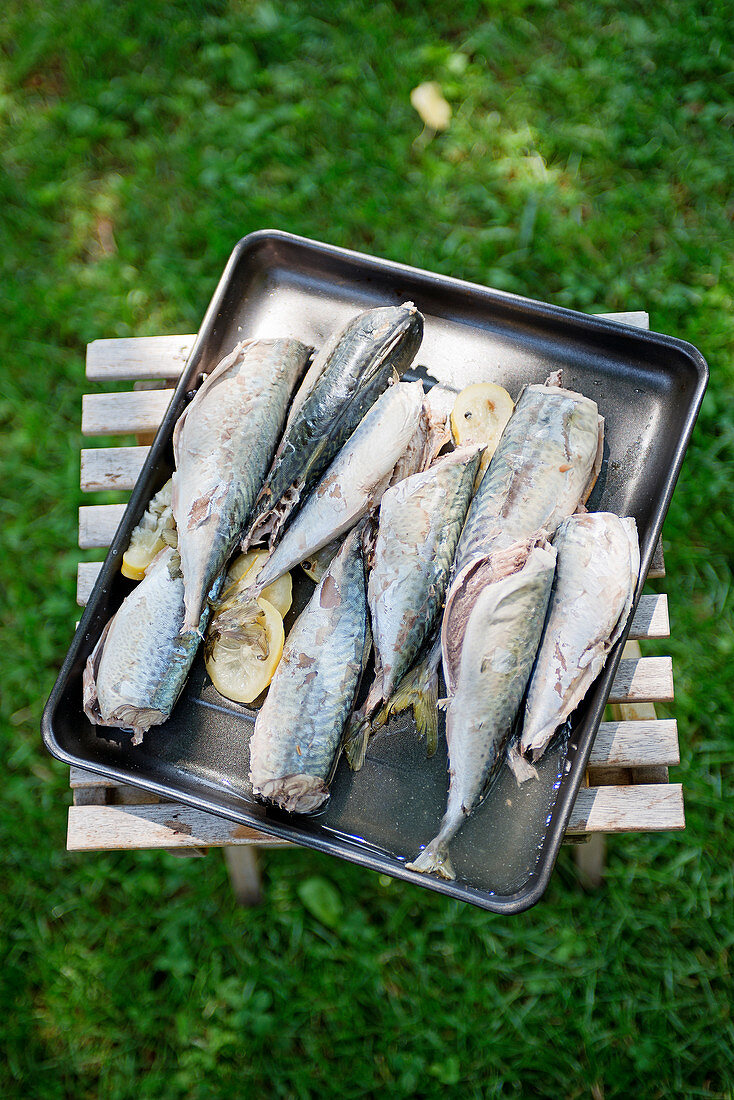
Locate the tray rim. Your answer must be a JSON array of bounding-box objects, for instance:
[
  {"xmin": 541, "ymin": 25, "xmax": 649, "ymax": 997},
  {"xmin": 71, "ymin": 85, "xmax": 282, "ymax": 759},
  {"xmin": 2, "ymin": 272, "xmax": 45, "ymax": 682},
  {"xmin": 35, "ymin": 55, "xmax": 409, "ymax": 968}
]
[{"xmin": 43, "ymin": 228, "xmax": 708, "ymax": 913}]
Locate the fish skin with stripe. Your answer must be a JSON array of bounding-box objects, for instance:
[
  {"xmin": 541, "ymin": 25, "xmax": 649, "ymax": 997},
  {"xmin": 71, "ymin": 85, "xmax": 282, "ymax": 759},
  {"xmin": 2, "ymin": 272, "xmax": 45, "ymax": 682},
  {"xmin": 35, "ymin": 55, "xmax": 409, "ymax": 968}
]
[
  {"xmin": 82, "ymin": 547, "xmax": 220, "ymax": 743},
  {"xmin": 344, "ymin": 444, "xmax": 482, "ymax": 769},
  {"xmin": 250, "ymin": 380, "xmax": 425, "ymax": 593},
  {"xmin": 244, "ymin": 302, "xmax": 424, "ymax": 550},
  {"xmin": 248, "ymin": 526, "xmax": 370, "ymax": 814}
]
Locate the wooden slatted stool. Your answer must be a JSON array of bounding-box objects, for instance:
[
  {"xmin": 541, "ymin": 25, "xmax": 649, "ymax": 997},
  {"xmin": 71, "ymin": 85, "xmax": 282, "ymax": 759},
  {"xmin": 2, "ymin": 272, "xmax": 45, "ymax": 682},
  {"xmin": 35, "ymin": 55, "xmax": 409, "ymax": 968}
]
[{"xmin": 70, "ymin": 315, "xmax": 683, "ymax": 901}]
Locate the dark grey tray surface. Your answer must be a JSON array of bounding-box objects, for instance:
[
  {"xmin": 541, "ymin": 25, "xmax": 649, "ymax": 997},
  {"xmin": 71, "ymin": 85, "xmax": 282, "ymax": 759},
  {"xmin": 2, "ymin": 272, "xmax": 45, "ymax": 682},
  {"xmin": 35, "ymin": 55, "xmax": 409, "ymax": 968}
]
[{"xmin": 43, "ymin": 230, "xmax": 708, "ymax": 913}]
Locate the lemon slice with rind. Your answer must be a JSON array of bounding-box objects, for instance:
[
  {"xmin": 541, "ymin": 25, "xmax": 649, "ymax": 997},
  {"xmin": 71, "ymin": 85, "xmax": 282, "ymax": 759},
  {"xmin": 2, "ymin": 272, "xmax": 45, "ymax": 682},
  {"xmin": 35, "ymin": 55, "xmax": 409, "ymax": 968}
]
[
  {"xmin": 121, "ymin": 479, "xmax": 176, "ymax": 580},
  {"xmin": 205, "ymin": 596, "xmax": 284, "ymax": 705},
  {"xmin": 450, "ymin": 382, "xmax": 514, "ymax": 481},
  {"xmin": 219, "ymin": 549, "xmax": 292, "ymax": 618}
]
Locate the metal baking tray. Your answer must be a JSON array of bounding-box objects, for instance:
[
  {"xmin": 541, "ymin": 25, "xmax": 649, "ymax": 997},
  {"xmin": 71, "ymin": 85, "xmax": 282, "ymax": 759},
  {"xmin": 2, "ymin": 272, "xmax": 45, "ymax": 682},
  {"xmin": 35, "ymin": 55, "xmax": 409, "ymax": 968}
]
[{"xmin": 43, "ymin": 230, "xmax": 708, "ymax": 913}]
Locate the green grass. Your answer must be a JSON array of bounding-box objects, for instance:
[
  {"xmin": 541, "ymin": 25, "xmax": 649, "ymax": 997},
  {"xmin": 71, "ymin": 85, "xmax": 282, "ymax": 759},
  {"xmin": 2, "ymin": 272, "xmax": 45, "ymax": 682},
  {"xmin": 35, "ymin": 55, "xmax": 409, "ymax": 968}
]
[{"xmin": 1, "ymin": 0, "xmax": 733, "ymax": 1095}]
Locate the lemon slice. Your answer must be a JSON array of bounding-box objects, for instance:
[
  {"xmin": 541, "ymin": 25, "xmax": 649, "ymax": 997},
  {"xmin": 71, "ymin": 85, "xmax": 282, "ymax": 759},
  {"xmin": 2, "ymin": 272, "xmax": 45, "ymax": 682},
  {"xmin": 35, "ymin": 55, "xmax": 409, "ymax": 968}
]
[
  {"xmin": 121, "ymin": 479, "xmax": 176, "ymax": 580},
  {"xmin": 226, "ymin": 549, "xmax": 263, "ymax": 584},
  {"xmin": 220, "ymin": 548, "xmax": 292, "ymax": 617},
  {"xmin": 205, "ymin": 597, "xmax": 284, "ymax": 704},
  {"xmin": 450, "ymin": 382, "xmax": 514, "ymax": 481}
]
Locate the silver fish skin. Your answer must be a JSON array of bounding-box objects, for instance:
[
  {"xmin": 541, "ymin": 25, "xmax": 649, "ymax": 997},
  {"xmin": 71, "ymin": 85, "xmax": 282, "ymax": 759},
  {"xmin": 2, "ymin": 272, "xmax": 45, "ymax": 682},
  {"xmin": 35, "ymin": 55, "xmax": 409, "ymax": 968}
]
[
  {"xmin": 452, "ymin": 380, "xmax": 603, "ymax": 579},
  {"xmin": 248, "ymin": 526, "xmax": 369, "ymax": 814},
  {"xmin": 245, "ymin": 302, "xmax": 424, "ymax": 548},
  {"xmin": 251, "ymin": 380, "xmax": 425, "ymax": 592},
  {"xmin": 82, "ymin": 547, "xmax": 215, "ymax": 743},
  {"xmin": 368, "ymin": 445, "xmax": 483, "ymax": 706},
  {"xmin": 171, "ymin": 338, "xmax": 311, "ymax": 633},
  {"xmin": 407, "ymin": 542, "xmax": 556, "ymax": 880},
  {"xmin": 521, "ymin": 512, "xmax": 640, "ymax": 760},
  {"xmin": 343, "ymin": 446, "xmax": 480, "ymax": 770}
]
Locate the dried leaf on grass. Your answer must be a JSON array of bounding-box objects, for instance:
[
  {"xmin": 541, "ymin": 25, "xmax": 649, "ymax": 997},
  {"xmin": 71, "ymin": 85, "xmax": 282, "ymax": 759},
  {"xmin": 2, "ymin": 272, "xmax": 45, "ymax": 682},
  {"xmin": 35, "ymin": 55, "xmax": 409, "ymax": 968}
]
[{"xmin": 410, "ymin": 82, "xmax": 451, "ymax": 131}]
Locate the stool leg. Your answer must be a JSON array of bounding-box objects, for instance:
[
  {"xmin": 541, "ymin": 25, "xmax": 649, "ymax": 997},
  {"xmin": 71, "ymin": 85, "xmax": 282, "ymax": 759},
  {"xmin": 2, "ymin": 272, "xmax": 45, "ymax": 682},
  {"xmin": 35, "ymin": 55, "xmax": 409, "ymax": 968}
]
[
  {"xmin": 573, "ymin": 833, "xmax": 606, "ymax": 889},
  {"xmin": 224, "ymin": 847, "xmax": 263, "ymax": 906}
]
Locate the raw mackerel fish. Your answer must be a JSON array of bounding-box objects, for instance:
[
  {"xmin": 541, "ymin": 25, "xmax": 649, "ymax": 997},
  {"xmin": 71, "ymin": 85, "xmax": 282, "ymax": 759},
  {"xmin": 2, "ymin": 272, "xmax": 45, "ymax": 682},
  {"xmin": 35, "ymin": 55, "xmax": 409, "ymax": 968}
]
[
  {"xmin": 250, "ymin": 380, "xmax": 425, "ymax": 593},
  {"xmin": 83, "ymin": 547, "xmax": 217, "ymax": 743},
  {"xmin": 344, "ymin": 445, "xmax": 482, "ymax": 767},
  {"xmin": 442, "ymin": 376, "xmax": 603, "ymax": 693},
  {"xmin": 520, "ymin": 512, "xmax": 640, "ymax": 760},
  {"xmin": 248, "ymin": 526, "xmax": 370, "ymax": 813},
  {"xmin": 172, "ymin": 338, "xmax": 310, "ymax": 633},
  {"xmin": 296, "ymin": 395, "xmax": 448, "ymax": 588},
  {"xmin": 245, "ymin": 302, "xmax": 424, "ymax": 549},
  {"xmin": 408, "ymin": 541, "xmax": 557, "ymax": 880}
]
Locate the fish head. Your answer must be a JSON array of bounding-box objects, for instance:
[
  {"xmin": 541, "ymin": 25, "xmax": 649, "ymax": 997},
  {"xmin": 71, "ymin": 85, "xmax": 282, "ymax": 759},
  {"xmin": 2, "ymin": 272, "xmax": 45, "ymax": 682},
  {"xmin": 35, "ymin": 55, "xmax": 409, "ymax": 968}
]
[{"xmin": 355, "ymin": 302, "xmax": 424, "ymax": 385}]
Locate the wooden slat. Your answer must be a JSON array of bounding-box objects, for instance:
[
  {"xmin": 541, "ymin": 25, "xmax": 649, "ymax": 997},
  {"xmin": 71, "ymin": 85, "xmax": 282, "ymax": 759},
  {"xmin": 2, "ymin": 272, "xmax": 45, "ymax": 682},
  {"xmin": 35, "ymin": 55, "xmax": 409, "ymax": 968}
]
[
  {"xmin": 72, "ymin": 788, "xmax": 107, "ymax": 807},
  {"xmin": 67, "ymin": 780, "xmax": 683, "ymax": 850},
  {"xmin": 86, "ymin": 334, "xmax": 196, "ymax": 381},
  {"xmin": 82, "ymin": 390, "xmax": 174, "ymax": 436},
  {"xmin": 70, "ymin": 766, "xmax": 115, "ymax": 788},
  {"xmin": 608, "ymin": 656, "xmax": 673, "ymax": 704},
  {"xmin": 628, "ymin": 594, "xmax": 668, "ymax": 639},
  {"xmin": 589, "ymin": 719, "xmax": 679, "ymax": 768},
  {"xmin": 77, "ymin": 561, "xmax": 102, "ymax": 606},
  {"xmin": 78, "ymin": 504, "xmax": 127, "ymax": 548},
  {"xmin": 566, "ymin": 783, "xmax": 684, "ymax": 833},
  {"xmin": 81, "ymin": 445, "xmax": 150, "ymax": 491},
  {"xmin": 648, "ymin": 539, "xmax": 666, "ymax": 579},
  {"xmin": 67, "ymin": 803, "xmax": 293, "ymax": 851}
]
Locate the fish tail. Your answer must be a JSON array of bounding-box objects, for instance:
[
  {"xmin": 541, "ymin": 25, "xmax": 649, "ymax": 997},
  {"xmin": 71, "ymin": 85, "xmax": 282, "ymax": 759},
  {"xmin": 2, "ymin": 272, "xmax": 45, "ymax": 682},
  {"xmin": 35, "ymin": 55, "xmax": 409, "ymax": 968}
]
[
  {"xmin": 406, "ymin": 836, "xmax": 455, "ymax": 880},
  {"xmin": 506, "ymin": 738, "xmax": 539, "ymax": 785},
  {"xmin": 381, "ymin": 652, "xmax": 440, "ymax": 757},
  {"xmin": 343, "ymin": 709, "xmax": 372, "ymax": 771}
]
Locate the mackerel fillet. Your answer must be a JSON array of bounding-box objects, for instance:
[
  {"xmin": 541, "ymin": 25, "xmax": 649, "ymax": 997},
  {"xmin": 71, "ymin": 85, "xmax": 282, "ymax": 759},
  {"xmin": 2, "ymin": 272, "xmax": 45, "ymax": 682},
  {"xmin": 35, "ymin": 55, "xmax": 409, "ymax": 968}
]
[
  {"xmin": 248, "ymin": 527, "xmax": 370, "ymax": 813},
  {"xmin": 82, "ymin": 547, "xmax": 215, "ymax": 742},
  {"xmin": 171, "ymin": 338, "xmax": 310, "ymax": 633},
  {"xmin": 408, "ymin": 543, "xmax": 556, "ymax": 880},
  {"xmin": 521, "ymin": 512, "xmax": 640, "ymax": 760},
  {"xmin": 251, "ymin": 380, "xmax": 424, "ymax": 592}
]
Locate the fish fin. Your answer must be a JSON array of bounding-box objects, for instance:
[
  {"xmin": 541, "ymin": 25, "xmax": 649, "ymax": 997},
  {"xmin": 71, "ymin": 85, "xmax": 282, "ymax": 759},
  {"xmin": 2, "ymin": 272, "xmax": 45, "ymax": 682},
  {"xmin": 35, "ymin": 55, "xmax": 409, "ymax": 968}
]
[
  {"xmin": 415, "ymin": 689, "xmax": 439, "ymax": 759},
  {"xmin": 506, "ymin": 739, "xmax": 538, "ymax": 786},
  {"xmin": 266, "ymin": 483, "xmax": 303, "ymax": 549},
  {"xmin": 206, "ymin": 594, "xmax": 269, "ymax": 660},
  {"xmin": 343, "ymin": 710, "xmax": 372, "ymax": 771},
  {"xmin": 381, "ymin": 654, "xmax": 439, "ymax": 757},
  {"xmin": 406, "ymin": 839, "xmax": 455, "ymax": 880}
]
